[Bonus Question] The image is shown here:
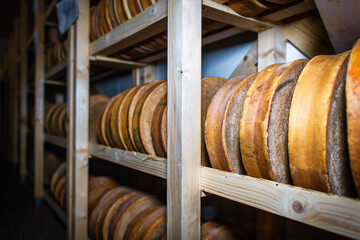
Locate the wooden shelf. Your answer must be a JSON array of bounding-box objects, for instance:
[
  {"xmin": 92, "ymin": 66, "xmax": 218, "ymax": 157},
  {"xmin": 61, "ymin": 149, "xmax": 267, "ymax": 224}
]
[
  {"xmin": 44, "ymin": 189, "xmax": 66, "ymax": 225},
  {"xmin": 44, "ymin": 134, "xmax": 66, "ymax": 148},
  {"xmin": 89, "ymin": 143, "xmax": 166, "ymax": 179},
  {"xmin": 45, "ymin": 60, "xmax": 67, "ymax": 80},
  {"xmin": 200, "ymin": 167, "xmax": 360, "ymax": 239}
]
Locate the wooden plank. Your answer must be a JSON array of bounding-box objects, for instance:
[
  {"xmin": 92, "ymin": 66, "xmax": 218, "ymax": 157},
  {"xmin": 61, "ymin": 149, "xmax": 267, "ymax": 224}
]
[
  {"xmin": 284, "ymin": 14, "xmax": 334, "ymax": 58},
  {"xmin": 261, "ymin": 0, "xmax": 316, "ymax": 22},
  {"xmin": 202, "ymin": 0, "xmax": 272, "ymax": 32},
  {"xmin": 314, "ymin": 0, "xmax": 360, "ymax": 53},
  {"xmin": 167, "ymin": 0, "xmax": 201, "ymax": 238},
  {"xmin": 45, "ymin": 134, "xmax": 66, "ymax": 148},
  {"xmin": 68, "ymin": 0, "xmax": 90, "ymax": 237},
  {"xmin": 89, "ymin": 55, "xmax": 147, "ymax": 69},
  {"xmin": 45, "ymin": 80, "xmax": 66, "ymax": 86},
  {"xmin": 89, "ymin": 143, "xmax": 166, "ymax": 179},
  {"xmin": 19, "ymin": 0, "xmax": 28, "ymax": 178},
  {"xmin": 201, "ymin": 167, "xmax": 360, "ymax": 239},
  {"xmin": 45, "ymin": 0, "xmax": 58, "ymax": 19},
  {"xmin": 34, "ymin": 0, "xmax": 45, "ymax": 199},
  {"xmin": 45, "ymin": 60, "xmax": 67, "ymax": 79},
  {"xmin": 44, "ymin": 189, "xmax": 66, "ymax": 225},
  {"xmin": 211, "ymin": 0, "xmax": 230, "ymax": 3},
  {"xmin": 90, "ymin": 0, "xmax": 167, "ymax": 56},
  {"xmin": 230, "ymin": 41, "xmax": 257, "ymax": 78},
  {"xmin": 257, "ymin": 23, "xmax": 285, "ymax": 71}
]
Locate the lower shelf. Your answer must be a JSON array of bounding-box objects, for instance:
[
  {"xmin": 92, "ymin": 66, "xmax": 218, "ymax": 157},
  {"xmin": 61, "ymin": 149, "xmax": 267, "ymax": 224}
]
[
  {"xmin": 44, "ymin": 189, "xmax": 66, "ymax": 225},
  {"xmin": 44, "ymin": 134, "xmax": 66, "ymax": 148},
  {"xmin": 201, "ymin": 167, "xmax": 360, "ymax": 239}
]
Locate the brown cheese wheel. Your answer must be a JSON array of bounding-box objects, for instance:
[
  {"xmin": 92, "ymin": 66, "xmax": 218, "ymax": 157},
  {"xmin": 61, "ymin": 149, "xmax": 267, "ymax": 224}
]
[
  {"xmin": 50, "ymin": 162, "xmax": 66, "ymax": 195},
  {"xmin": 45, "ymin": 104, "xmax": 60, "ymax": 134},
  {"xmin": 89, "ymin": 186, "xmax": 132, "ymax": 240},
  {"xmin": 59, "ymin": 184, "xmax": 67, "ymax": 209},
  {"xmin": 100, "ymin": 0, "xmax": 111, "ymax": 34},
  {"xmin": 50, "ymin": 103, "xmax": 66, "ymax": 135},
  {"xmin": 88, "ymin": 176, "xmax": 119, "ymax": 214},
  {"xmin": 54, "ymin": 176, "xmax": 66, "ymax": 203},
  {"xmin": 289, "ymin": 52, "xmax": 356, "ymax": 196},
  {"xmin": 201, "ymin": 221, "xmax": 247, "ymax": 240},
  {"xmin": 241, "ymin": 60, "xmax": 308, "ymax": 183},
  {"xmin": 139, "ymin": 82, "xmax": 167, "ymax": 156},
  {"xmin": 124, "ymin": 205, "xmax": 166, "ymax": 240},
  {"xmin": 347, "ymin": 39, "xmax": 360, "ymax": 197},
  {"xmin": 227, "ymin": 0, "xmax": 275, "ymax": 17},
  {"xmin": 110, "ymin": 193, "xmax": 162, "ymax": 240},
  {"xmin": 201, "ymin": 77, "xmax": 227, "ymax": 166},
  {"xmin": 128, "ymin": 81, "xmax": 164, "ymax": 152},
  {"xmin": 97, "ymin": 103, "xmax": 108, "ymax": 145},
  {"xmin": 56, "ymin": 105, "xmax": 67, "ymax": 137},
  {"xmin": 205, "ymin": 74, "xmax": 257, "ymax": 174},
  {"xmin": 151, "ymin": 96, "xmax": 167, "ymax": 158},
  {"xmin": 161, "ymin": 107, "xmax": 167, "ymax": 154},
  {"xmin": 90, "ymin": 94, "xmax": 110, "ymax": 144},
  {"xmin": 44, "ymin": 152, "xmax": 63, "ymax": 186}
]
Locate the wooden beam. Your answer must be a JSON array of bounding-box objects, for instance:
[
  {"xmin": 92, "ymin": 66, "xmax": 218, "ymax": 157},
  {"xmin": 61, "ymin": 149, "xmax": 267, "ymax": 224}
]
[
  {"xmin": 45, "ymin": 60, "xmax": 67, "ymax": 79},
  {"xmin": 230, "ymin": 41, "xmax": 257, "ymax": 78},
  {"xmin": 34, "ymin": 0, "xmax": 45, "ymax": 199},
  {"xmin": 20, "ymin": 0, "xmax": 28, "ymax": 179},
  {"xmin": 314, "ymin": 0, "xmax": 360, "ymax": 53},
  {"xmin": 45, "ymin": 80, "xmax": 66, "ymax": 86},
  {"xmin": 167, "ymin": 0, "xmax": 201, "ymax": 238},
  {"xmin": 67, "ymin": 0, "xmax": 90, "ymax": 238},
  {"xmin": 45, "ymin": 134, "xmax": 66, "ymax": 148},
  {"xmin": 45, "ymin": 0, "xmax": 58, "ymax": 19},
  {"xmin": 89, "ymin": 55, "xmax": 147, "ymax": 69},
  {"xmin": 285, "ymin": 13, "xmax": 334, "ymax": 58}
]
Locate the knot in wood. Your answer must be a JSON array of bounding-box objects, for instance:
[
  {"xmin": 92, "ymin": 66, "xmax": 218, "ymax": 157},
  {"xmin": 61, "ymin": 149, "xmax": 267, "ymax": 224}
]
[{"xmin": 292, "ymin": 200, "xmax": 305, "ymax": 214}]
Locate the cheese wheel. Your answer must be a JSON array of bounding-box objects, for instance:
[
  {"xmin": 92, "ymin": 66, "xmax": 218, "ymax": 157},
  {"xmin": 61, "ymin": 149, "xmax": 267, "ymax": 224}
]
[
  {"xmin": 89, "ymin": 186, "xmax": 132, "ymax": 240},
  {"xmin": 124, "ymin": 205, "xmax": 166, "ymax": 240},
  {"xmin": 128, "ymin": 81, "xmax": 164, "ymax": 151},
  {"xmin": 99, "ymin": 94, "xmax": 121, "ymax": 147},
  {"xmin": 131, "ymin": 81, "xmax": 165, "ymax": 154},
  {"xmin": 90, "ymin": 94, "xmax": 110, "ymax": 144},
  {"xmin": 56, "ymin": 105, "xmax": 67, "ymax": 137},
  {"xmin": 110, "ymin": 194, "xmax": 162, "ymax": 240},
  {"xmin": 241, "ymin": 60, "xmax": 308, "ymax": 183},
  {"xmin": 201, "ymin": 221, "xmax": 247, "ymax": 240},
  {"xmin": 289, "ymin": 52, "xmax": 356, "ymax": 196},
  {"xmin": 205, "ymin": 74, "xmax": 257, "ymax": 174},
  {"xmin": 45, "ymin": 103, "xmax": 61, "ymax": 134},
  {"xmin": 151, "ymin": 96, "xmax": 167, "ymax": 158},
  {"xmin": 347, "ymin": 39, "xmax": 360, "ymax": 197},
  {"xmin": 50, "ymin": 162, "xmax": 66, "ymax": 195},
  {"xmin": 116, "ymin": 85, "xmax": 142, "ymax": 151},
  {"xmin": 227, "ymin": 0, "xmax": 275, "ymax": 17},
  {"xmin": 44, "ymin": 152, "xmax": 63, "ymax": 185},
  {"xmin": 88, "ymin": 176, "xmax": 119, "ymax": 214},
  {"xmin": 54, "ymin": 175, "xmax": 66, "ymax": 203},
  {"xmin": 160, "ymin": 107, "xmax": 167, "ymax": 154},
  {"xmin": 50, "ymin": 103, "xmax": 66, "ymax": 135},
  {"xmin": 201, "ymin": 77, "xmax": 227, "ymax": 166}
]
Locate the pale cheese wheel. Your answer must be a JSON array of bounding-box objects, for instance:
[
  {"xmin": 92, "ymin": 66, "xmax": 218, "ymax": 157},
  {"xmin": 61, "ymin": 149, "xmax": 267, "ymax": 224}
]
[
  {"xmin": 90, "ymin": 94, "xmax": 110, "ymax": 144},
  {"xmin": 151, "ymin": 96, "xmax": 167, "ymax": 158}
]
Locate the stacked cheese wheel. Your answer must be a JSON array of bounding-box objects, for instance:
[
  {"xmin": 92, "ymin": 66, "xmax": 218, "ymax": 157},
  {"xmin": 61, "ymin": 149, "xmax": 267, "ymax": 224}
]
[
  {"xmin": 89, "ymin": 186, "xmax": 165, "ymax": 240},
  {"xmin": 227, "ymin": 0, "xmax": 296, "ymax": 17},
  {"xmin": 46, "ymin": 39, "xmax": 68, "ymax": 69},
  {"xmin": 206, "ymin": 40, "xmax": 360, "ymax": 197},
  {"xmin": 45, "ymin": 103, "xmax": 67, "ymax": 137},
  {"xmin": 50, "ymin": 163, "xmax": 119, "ymax": 211},
  {"xmin": 97, "ymin": 77, "xmax": 226, "ymax": 163},
  {"xmin": 201, "ymin": 221, "xmax": 248, "ymax": 240}
]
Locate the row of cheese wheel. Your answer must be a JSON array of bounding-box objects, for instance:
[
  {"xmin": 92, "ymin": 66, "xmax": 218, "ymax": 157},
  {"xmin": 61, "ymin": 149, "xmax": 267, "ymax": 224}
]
[
  {"xmin": 46, "ymin": 40, "xmax": 67, "ymax": 70},
  {"xmin": 227, "ymin": 0, "xmax": 296, "ymax": 17},
  {"xmin": 44, "ymin": 103, "xmax": 67, "ymax": 137},
  {"xmin": 205, "ymin": 39, "xmax": 360, "ymax": 198}
]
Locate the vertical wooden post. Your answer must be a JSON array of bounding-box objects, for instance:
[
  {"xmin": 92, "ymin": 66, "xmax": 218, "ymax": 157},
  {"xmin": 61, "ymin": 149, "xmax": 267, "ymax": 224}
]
[
  {"xmin": 67, "ymin": 0, "xmax": 90, "ymax": 238},
  {"xmin": 34, "ymin": 0, "xmax": 45, "ymax": 201},
  {"xmin": 167, "ymin": 0, "xmax": 202, "ymax": 238},
  {"xmin": 19, "ymin": 0, "xmax": 28, "ymax": 181},
  {"xmin": 256, "ymin": 23, "xmax": 286, "ymax": 240},
  {"xmin": 132, "ymin": 65, "xmax": 156, "ymax": 85}
]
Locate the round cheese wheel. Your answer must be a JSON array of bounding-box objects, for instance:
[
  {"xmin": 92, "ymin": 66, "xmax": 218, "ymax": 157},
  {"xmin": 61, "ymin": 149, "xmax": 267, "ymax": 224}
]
[
  {"xmin": 54, "ymin": 175, "xmax": 66, "ymax": 203},
  {"xmin": 227, "ymin": 0, "xmax": 275, "ymax": 17},
  {"xmin": 161, "ymin": 107, "xmax": 167, "ymax": 154},
  {"xmin": 50, "ymin": 103, "xmax": 66, "ymax": 135},
  {"xmin": 201, "ymin": 221, "xmax": 247, "ymax": 240},
  {"xmin": 151, "ymin": 96, "xmax": 167, "ymax": 158},
  {"xmin": 88, "ymin": 176, "xmax": 119, "ymax": 214},
  {"xmin": 90, "ymin": 94, "xmax": 110, "ymax": 144},
  {"xmin": 205, "ymin": 73, "xmax": 257, "ymax": 174},
  {"xmin": 50, "ymin": 162, "xmax": 66, "ymax": 195},
  {"xmin": 289, "ymin": 52, "xmax": 356, "ymax": 196},
  {"xmin": 44, "ymin": 152, "xmax": 63, "ymax": 186},
  {"xmin": 346, "ymin": 39, "xmax": 360, "ymax": 197},
  {"xmin": 241, "ymin": 60, "xmax": 308, "ymax": 183},
  {"xmin": 99, "ymin": 94, "xmax": 121, "ymax": 147},
  {"xmin": 201, "ymin": 77, "xmax": 227, "ymax": 166},
  {"xmin": 45, "ymin": 103, "xmax": 60, "ymax": 134},
  {"xmin": 56, "ymin": 105, "xmax": 67, "ymax": 137}
]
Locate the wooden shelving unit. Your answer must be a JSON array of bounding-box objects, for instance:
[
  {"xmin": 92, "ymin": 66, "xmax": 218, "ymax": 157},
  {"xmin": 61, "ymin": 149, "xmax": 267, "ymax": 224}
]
[
  {"xmin": 44, "ymin": 189, "xmax": 66, "ymax": 225},
  {"xmin": 13, "ymin": 0, "xmax": 357, "ymax": 239}
]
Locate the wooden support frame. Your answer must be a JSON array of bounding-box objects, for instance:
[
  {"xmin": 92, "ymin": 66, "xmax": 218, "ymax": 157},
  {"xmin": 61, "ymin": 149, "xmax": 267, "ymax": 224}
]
[
  {"xmin": 19, "ymin": 0, "xmax": 28, "ymax": 180},
  {"xmin": 167, "ymin": 0, "xmax": 202, "ymax": 238}
]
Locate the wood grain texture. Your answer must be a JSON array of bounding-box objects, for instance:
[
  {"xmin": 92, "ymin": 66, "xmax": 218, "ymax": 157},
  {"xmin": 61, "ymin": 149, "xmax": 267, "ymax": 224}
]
[
  {"xmin": 45, "ymin": 133, "xmax": 67, "ymax": 148},
  {"xmin": 230, "ymin": 42, "xmax": 258, "ymax": 78},
  {"xmin": 346, "ymin": 39, "xmax": 360, "ymax": 197},
  {"xmin": 289, "ymin": 52, "xmax": 355, "ymax": 196},
  {"xmin": 201, "ymin": 167, "xmax": 360, "ymax": 239},
  {"xmin": 227, "ymin": 0, "xmax": 275, "ymax": 17}
]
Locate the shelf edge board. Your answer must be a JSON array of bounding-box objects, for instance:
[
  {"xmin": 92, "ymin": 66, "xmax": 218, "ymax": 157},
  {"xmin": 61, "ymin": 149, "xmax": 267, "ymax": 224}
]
[
  {"xmin": 44, "ymin": 134, "xmax": 66, "ymax": 148},
  {"xmin": 45, "ymin": 60, "xmax": 67, "ymax": 79}
]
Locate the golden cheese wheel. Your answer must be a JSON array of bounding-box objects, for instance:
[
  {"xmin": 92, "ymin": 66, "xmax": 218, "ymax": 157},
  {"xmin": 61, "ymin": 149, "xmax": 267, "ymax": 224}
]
[
  {"xmin": 44, "ymin": 152, "xmax": 63, "ymax": 186},
  {"xmin": 206, "ymin": 74, "xmax": 257, "ymax": 174},
  {"xmin": 56, "ymin": 105, "xmax": 67, "ymax": 137},
  {"xmin": 50, "ymin": 162, "xmax": 66, "ymax": 195},
  {"xmin": 109, "ymin": 193, "xmax": 162, "ymax": 240},
  {"xmin": 289, "ymin": 52, "xmax": 356, "ymax": 196},
  {"xmin": 50, "ymin": 103, "xmax": 66, "ymax": 135},
  {"xmin": 124, "ymin": 205, "xmax": 166, "ymax": 240},
  {"xmin": 90, "ymin": 6, "xmax": 97, "ymax": 41},
  {"xmin": 88, "ymin": 176, "xmax": 119, "ymax": 214},
  {"xmin": 201, "ymin": 221, "xmax": 247, "ymax": 240},
  {"xmin": 54, "ymin": 175, "xmax": 66, "ymax": 203},
  {"xmin": 100, "ymin": 0, "xmax": 111, "ymax": 34},
  {"xmin": 201, "ymin": 77, "xmax": 227, "ymax": 166},
  {"xmin": 151, "ymin": 96, "xmax": 167, "ymax": 158},
  {"xmin": 97, "ymin": 102, "xmax": 108, "ymax": 145},
  {"xmin": 346, "ymin": 39, "xmax": 360, "ymax": 197},
  {"xmin": 89, "ymin": 186, "xmax": 132, "ymax": 240},
  {"xmin": 128, "ymin": 81, "xmax": 164, "ymax": 152},
  {"xmin": 161, "ymin": 107, "xmax": 167, "ymax": 154},
  {"xmin": 240, "ymin": 60, "xmax": 308, "ymax": 183},
  {"xmin": 44, "ymin": 103, "xmax": 60, "ymax": 134},
  {"xmin": 90, "ymin": 94, "xmax": 110, "ymax": 144},
  {"xmin": 227, "ymin": 0, "xmax": 275, "ymax": 17}
]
